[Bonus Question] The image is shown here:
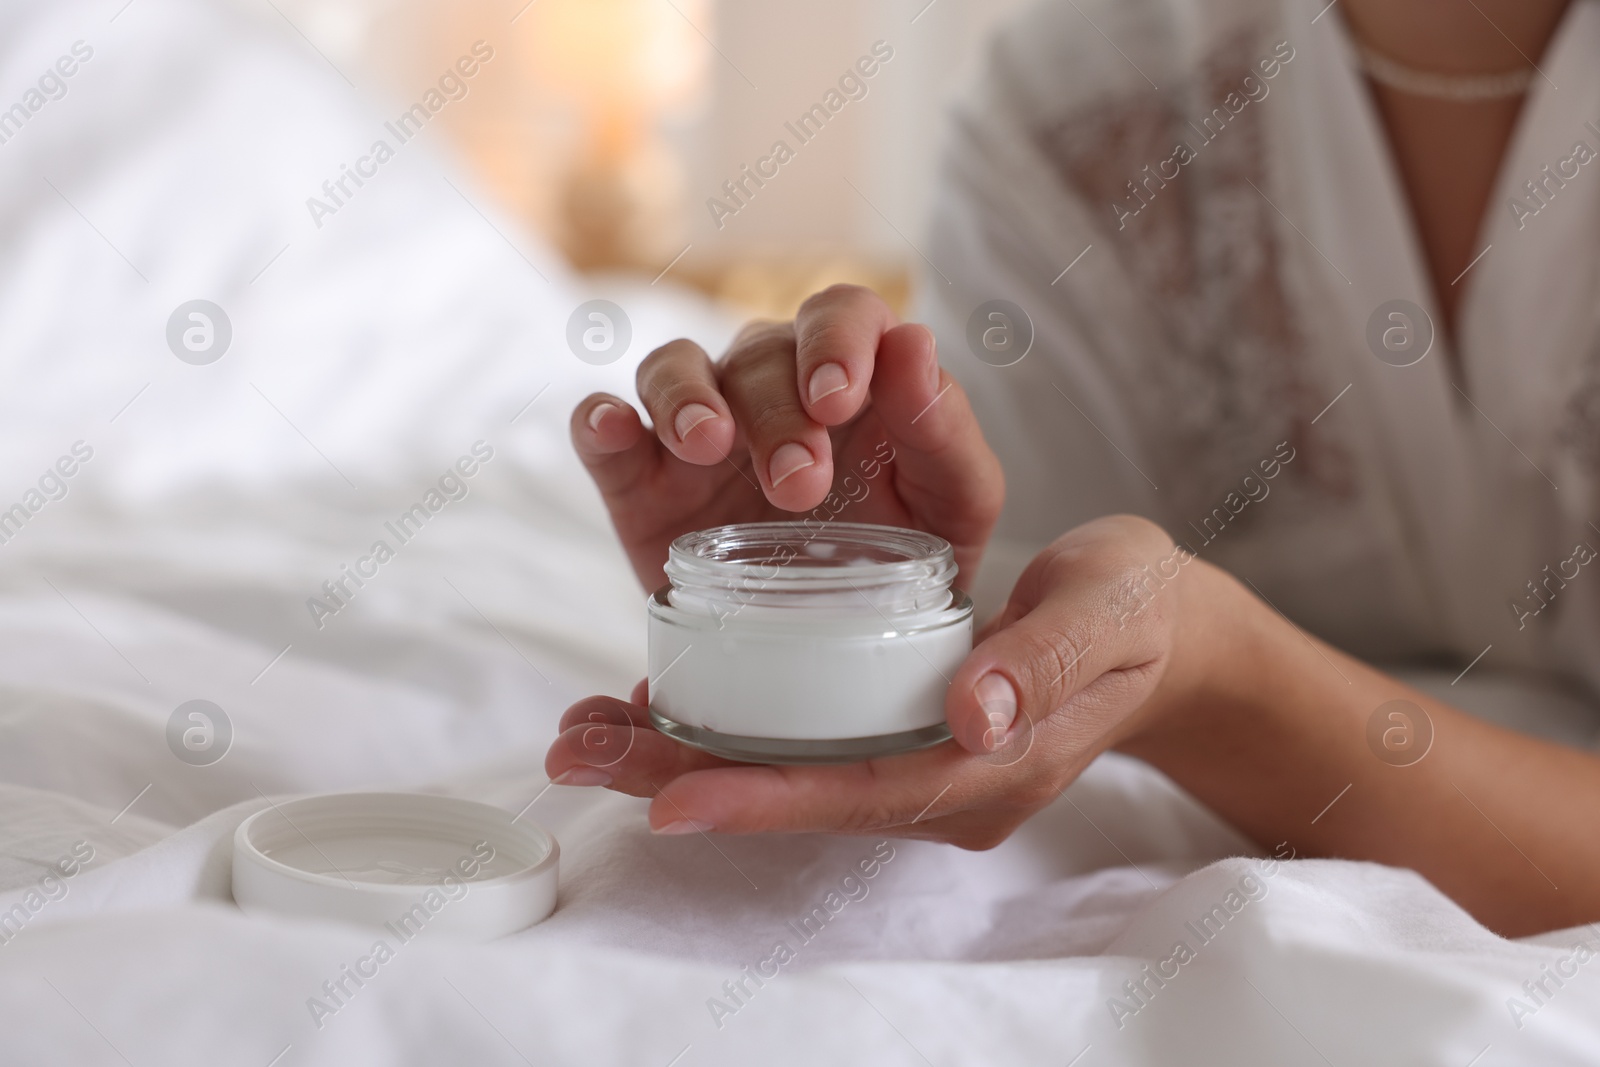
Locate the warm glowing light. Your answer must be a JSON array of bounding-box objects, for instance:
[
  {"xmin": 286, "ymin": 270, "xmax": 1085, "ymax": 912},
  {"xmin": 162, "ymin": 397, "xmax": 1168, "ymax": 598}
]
[{"xmin": 528, "ymin": 0, "xmax": 709, "ymax": 111}]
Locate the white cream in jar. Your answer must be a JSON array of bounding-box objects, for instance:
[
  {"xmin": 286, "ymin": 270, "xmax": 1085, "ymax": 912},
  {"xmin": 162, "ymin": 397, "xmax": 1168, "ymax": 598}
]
[{"xmin": 647, "ymin": 522, "xmax": 973, "ymax": 763}]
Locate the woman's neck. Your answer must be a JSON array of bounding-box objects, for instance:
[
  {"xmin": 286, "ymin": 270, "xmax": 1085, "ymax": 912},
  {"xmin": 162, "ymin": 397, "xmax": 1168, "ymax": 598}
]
[
  {"xmin": 1336, "ymin": 0, "xmax": 1574, "ymax": 343},
  {"xmin": 1339, "ymin": 0, "xmax": 1572, "ymax": 76}
]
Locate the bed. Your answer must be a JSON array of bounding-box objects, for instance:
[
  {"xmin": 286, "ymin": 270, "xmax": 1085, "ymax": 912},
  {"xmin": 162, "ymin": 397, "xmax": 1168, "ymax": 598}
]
[{"xmin": 0, "ymin": 0, "xmax": 1597, "ymax": 1062}]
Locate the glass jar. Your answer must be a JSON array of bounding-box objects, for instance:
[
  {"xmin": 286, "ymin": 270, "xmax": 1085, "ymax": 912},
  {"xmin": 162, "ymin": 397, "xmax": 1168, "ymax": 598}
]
[{"xmin": 647, "ymin": 522, "xmax": 973, "ymax": 763}]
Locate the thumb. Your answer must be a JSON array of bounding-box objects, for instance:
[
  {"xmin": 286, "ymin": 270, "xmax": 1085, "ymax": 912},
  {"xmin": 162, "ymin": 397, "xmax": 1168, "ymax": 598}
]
[{"xmin": 944, "ymin": 519, "xmax": 1184, "ymax": 754}]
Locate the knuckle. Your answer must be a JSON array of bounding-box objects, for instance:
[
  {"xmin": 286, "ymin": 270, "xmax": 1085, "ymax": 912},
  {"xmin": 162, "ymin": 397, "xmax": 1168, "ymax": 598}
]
[
  {"xmin": 1040, "ymin": 532, "xmax": 1175, "ymax": 637},
  {"xmin": 1105, "ymin": 557, "xmax": 1150, "ymax": 598},
  {"xmin": 747, "ymin": 398, "xmax": 807, "ymax": 441},
  {"xmin": 1036, "ymin": 541, "xmax": 1082, "ymax": 585},
  {"xmin": 1012, "ymin": 777, "xmax": 1062, "ymax": 812},
  {"xmin": 721, "ymin": 333, "xmax": 794, "ymax": 383},
  {"xmin": 1103, "ymin": 513, "xmax": 1178, "ymax": 556},
  {"xmin": 637, "ymin": 338, "xmax": 694, "ymax": 376},
  {"xmin": 727, "ymin": 319, "xmax": 791, "ymax": 359},
  {"xmin": 793, "ymin": 316, "xmax": 858, "ymax": 364},
  {"xmin": 1104, "ymin": 558, "xmax": 1168, "ymax": 634},
  {"xmin": 1011, "ymin": 624, "xmax": 1086, "ymax": 707},
  {"xmin": 798, "ymin": 283, "xmax": 873, "ymax": 317},
  {"xmin": 636, "ymin": 340, "xmax": 699, "ymax": 397},
  {"xmin": 842, "ymin": 796, "xmax": 901, "ymax": 834}
]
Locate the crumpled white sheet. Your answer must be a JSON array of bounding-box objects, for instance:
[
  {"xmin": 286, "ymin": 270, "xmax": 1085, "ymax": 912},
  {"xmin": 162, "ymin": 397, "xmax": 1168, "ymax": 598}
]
[
  {"xmin": 0, "ymin": 0, "xmax": 1597, "ymax": 1063},
  {"xmin": 3, "ymin": 751, "xmax": 1598, "ymax": 1066}
]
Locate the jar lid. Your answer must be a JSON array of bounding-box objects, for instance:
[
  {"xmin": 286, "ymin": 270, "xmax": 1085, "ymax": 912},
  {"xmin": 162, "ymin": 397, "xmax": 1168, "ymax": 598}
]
[{"xmin": 232, "ymin": 792, "xmax": 558, "ymax": 941}]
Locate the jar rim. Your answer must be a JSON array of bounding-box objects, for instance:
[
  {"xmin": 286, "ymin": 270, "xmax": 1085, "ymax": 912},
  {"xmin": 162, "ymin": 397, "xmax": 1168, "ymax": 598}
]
[{"xmin": 664, "ymin": 522, "xmax": 957, "ymax": 610}]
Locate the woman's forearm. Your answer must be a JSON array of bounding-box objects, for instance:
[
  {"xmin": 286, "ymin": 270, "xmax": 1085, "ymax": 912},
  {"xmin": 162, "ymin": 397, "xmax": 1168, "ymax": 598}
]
[{"xmin": 1123, "ymin": 561, "xmax": 1600, "ymax": 937}]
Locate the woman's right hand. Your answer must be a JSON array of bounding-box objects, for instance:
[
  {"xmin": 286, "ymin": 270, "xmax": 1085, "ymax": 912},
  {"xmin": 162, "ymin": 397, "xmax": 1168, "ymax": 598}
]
[{"xmin": 571, "ymin": 284, "xmax": 1005, "ymax": 591}]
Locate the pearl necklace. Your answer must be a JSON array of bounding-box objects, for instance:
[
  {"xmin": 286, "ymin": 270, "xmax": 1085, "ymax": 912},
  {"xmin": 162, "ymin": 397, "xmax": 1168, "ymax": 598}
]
[{"xmin": 1355, "ymin": 41, "xmax": 1535, "ymax": 101}]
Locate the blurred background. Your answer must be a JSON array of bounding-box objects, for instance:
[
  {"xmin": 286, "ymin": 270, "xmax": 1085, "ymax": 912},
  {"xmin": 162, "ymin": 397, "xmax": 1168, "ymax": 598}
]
[{"xmin": 269, "ymin": 0, "xmax": 1032, "ymax": 318}]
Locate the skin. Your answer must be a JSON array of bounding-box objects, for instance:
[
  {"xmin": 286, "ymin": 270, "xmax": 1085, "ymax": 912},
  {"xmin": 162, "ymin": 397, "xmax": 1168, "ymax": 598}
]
[
  {"xmin": 545, "ymin": 0, "xmax": 1600, "ymax": 938},
  {"xmin": 1342, "ymin": 0, "xmax": 1575, "ymax": 334}
]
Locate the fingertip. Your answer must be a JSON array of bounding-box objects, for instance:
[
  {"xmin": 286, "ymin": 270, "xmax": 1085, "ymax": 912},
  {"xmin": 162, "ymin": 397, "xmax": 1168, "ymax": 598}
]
[
  {"xmin": 546, "ymin": 719, "xmax": 642, "ymax": 786},
  {"xmin": 792, "ymin": 285, "xmax": 898, "ymax": 424},
  {"xmin": 673, "ymin": 401, "xmax": 719, "ymax": 441},
  {"xmin": 761, "ymin": 441, "xmax": 833, "ymax": 511},
  {"xmin": 637, "ymin": 337, "xmax": 736, "ymax": 465},
  {"xmin": 542, "ymin": 724, "xmax": 586, "ymax": 779},
  {"xmin": 802, "ymin": 360, "xmax": 860, "ymax": 425},
  {"xmin": 648, "ymin": 787, "xmax": 715, "ymax": 833},
  {"xmin": 972, "ymin": 672, "xmax": 1020, "ymax": 752},
  {"xmin": 574, "ymin": 395, "xmax": 642, "ymax": 454},
  {"xmin": 665, "ymin": 401, "xmax": 735, "ymax": 465},
  {"xmin": 945, "ymin": 653, "xmax": 1022, "ymax": 753},
  {"xmin": 769, "ymin": 441, "xmax": 817, "ymax": 488},
  {"xmin": 806, "ymin": 361, "xmax": 850, "ymax": 405}
]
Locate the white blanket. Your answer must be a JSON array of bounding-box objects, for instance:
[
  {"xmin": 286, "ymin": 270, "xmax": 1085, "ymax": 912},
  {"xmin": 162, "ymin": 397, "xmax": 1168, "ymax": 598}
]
[{"xmin": 1, "ymin": 0, "xmax": 1598, "ymax": 1063}]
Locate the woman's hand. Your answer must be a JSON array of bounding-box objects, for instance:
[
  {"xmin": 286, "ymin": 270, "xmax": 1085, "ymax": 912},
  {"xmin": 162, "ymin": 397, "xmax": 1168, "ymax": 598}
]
[
  {"xmin": 551, "ymin": 506, "xmax": 1600, "ymax": 939},
  {"xmin": 544, "ymin": 515, "xmax": 1233, "ymax": 847},
  {"xmin": 572, "ymin": 284, "xmax": 1004, "ymax": 591}
]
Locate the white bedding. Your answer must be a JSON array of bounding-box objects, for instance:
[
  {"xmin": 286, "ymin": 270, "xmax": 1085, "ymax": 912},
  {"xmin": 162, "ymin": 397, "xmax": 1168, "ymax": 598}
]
[{"xmin": 0, "ymin": 0, "xmax": 1598, "ymax": 1063}]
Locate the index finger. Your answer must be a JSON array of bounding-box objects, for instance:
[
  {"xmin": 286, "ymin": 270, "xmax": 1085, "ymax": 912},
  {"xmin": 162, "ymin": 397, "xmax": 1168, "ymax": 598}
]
[{"xmin": 792, "ymin": 284, "xmax": 898, "ymax": 425}]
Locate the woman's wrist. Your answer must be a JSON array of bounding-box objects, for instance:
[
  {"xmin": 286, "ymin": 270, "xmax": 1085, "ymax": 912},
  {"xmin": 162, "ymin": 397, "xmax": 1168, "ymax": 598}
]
[{"xmin": 1115, "ymin": 555, "xmax": 1282, "ymax": 757}]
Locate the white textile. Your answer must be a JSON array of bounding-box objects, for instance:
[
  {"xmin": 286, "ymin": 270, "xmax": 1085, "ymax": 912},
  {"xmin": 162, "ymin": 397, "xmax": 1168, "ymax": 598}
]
[
  {"xmin": 0, "ymin": 0, "xmax": 1596, "ymax": 1063},
  {"xmin": 924, "ymin": 0, "xmax": 1600, "ymax": 732}
]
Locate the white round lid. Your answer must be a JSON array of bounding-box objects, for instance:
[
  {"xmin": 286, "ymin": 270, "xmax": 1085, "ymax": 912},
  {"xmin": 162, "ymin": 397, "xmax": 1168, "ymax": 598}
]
[{"xmin": 232, "ymin": 792, "xmax": 558, "ymax": 941}]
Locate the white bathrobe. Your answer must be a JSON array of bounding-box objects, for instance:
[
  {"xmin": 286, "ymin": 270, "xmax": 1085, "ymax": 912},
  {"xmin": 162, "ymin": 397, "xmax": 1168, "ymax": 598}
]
[{"xmin": 920, "ymin": 0, "xmax": 1600, "ymax": 741}]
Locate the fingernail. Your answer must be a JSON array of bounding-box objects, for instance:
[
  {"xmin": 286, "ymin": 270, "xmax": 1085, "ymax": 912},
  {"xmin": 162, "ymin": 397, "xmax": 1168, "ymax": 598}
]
[
  {"xmin": 553, "ymin": 767, "xmax": 611, "ymax": 787},
  {"xmin": 654, "ymin": 819, "xmax": 715, "ymax": 835},
  {"xmin": 974, "ymin": 672, "xmax": 1018, "ymax": 751},
  {"xmin": 768, "ymin": 442, "xmax": 816, "ymax": 488},
  {"xmin": 674, "ymin": 402, "xmax": 718, "ymax": 442},
  {"xmin": 588, "ymin": 402, "xmax": 619, "ymax": 432},
  {"xmin": 807, "ymin": 362, "xmax": 849, "ymax": 406}
]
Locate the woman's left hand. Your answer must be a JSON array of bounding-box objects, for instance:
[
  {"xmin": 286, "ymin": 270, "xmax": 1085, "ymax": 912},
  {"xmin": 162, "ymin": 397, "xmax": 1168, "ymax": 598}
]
[{"xmin": 542, "ymin": 515, "xmax": 1230, "ymax": 846}]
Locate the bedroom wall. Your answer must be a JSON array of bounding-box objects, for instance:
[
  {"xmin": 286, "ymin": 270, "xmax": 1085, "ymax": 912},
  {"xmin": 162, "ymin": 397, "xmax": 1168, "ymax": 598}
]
[{"xmin": 251, "ymin": 0, "xmax": 1034, "ymax": 312}]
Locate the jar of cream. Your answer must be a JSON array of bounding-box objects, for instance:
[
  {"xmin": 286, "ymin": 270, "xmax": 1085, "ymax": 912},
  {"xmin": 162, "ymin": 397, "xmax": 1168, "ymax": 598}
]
[{"xmin": 647, "ymin": 522, "xmax": 973, "ymax": 763}]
